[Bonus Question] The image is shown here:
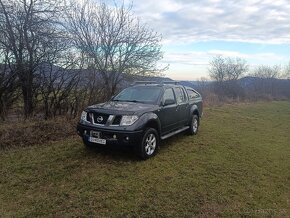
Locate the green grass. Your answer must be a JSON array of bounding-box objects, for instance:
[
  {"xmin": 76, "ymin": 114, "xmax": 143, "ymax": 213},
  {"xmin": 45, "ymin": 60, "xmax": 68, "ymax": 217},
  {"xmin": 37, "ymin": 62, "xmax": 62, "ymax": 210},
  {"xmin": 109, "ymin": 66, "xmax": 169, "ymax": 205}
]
[{"xmin": 0, "ymin": 101, "xmax": 289, "ymax": 217}]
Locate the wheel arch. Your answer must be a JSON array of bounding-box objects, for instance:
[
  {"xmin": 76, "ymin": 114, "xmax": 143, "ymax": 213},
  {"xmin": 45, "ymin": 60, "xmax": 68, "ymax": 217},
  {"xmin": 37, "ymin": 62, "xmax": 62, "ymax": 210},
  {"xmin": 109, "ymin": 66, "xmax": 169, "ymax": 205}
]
[
  {"xmin": 140, "ymin": 113, "xmax": 161, "ymax": 136},
  {"xmin": 190, "ymin": 104, "xmax": 200, "ymax": 118},
  {"xmin": 145, "ymin": 119, "xmax": 161, "ymax": 135}
]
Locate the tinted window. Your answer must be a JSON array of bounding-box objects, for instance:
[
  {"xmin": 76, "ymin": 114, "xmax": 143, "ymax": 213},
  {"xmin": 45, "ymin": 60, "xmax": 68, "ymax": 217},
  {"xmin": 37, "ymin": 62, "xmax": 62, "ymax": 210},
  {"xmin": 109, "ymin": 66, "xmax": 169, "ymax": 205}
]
[
  {"xmin": 174, "ymin": 87, "xmax": 186, "ymax": 104},
  {"xmin": 113, "ymin": 86, "xmax": 162, "ymax": 104},
  {"xmin": 187, "ymin": 89, "xmax": 199, "ymax": 100},
  {"xmin": 163, "ymin": 88, "xmax": 175, "ymax": 103}
]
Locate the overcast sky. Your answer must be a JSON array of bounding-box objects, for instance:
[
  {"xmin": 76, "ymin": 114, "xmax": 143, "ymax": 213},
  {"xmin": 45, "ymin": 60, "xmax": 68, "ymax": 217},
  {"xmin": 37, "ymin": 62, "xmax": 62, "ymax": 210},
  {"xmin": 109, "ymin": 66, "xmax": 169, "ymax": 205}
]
[{"xmin": 125, "ymin": 0, "xmax": 290, "ymax": 80}]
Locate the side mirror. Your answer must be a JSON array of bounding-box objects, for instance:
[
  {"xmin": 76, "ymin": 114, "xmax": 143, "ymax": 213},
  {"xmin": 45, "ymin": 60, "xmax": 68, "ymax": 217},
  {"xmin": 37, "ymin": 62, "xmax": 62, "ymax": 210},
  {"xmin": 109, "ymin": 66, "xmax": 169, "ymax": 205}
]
[{"xmin": 163, "ymin": 99, "xmax": 175, "ymax": 106}]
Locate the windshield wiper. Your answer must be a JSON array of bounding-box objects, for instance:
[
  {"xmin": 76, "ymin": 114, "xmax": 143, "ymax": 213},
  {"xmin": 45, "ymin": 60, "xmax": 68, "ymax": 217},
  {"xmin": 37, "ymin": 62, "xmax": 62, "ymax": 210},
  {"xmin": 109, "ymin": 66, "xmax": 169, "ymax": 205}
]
[
  {"xmin": 125, "ymin": 100, "xmax": 144, "ymax": 103},
  {"xmin": 112, "ymin": 99, "xmax": 144, "ymax": 103}
]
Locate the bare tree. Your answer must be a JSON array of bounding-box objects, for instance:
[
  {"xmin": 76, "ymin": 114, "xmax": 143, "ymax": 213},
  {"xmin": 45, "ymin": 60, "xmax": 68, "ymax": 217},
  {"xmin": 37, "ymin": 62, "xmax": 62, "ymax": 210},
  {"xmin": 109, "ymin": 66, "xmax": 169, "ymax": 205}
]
[
  {"xmin": 208, "ymin": 56, "xmax": 248, "ymax": 99},
  {"xmin": 250, "ymin": 65, "xmax": 284, "ymax": 99},
  {"xmin": 252, "ymin": 65, "xmax": 282, "ymax": 79},
  {"xmin": 225, "ymin": 57, "xmax": 248, "ymax": 80},
  {"xmin": 283, "ymin": 62, "xmax": 290, "ymax": 79},
  {"xmin": 208, "ymin": 56, "xmax": 226, "ymax": 82},
  {"xmin": 38, "ymin": 49, "xmax": 81, "ymax": 118},
  {"xmin": 0, "ymin": 0, "xmax": 67, "ymax": 118},
  {"xmin": 209, "ymin": 56, "xmax": 248, "ymax": 82},
  {"xmin": 0, "ymin": 49, "xmax": 19, "ymax": 120},
  {"xmin": 65, "ymin": 0, "xmax": 166, "ymax": 99}
]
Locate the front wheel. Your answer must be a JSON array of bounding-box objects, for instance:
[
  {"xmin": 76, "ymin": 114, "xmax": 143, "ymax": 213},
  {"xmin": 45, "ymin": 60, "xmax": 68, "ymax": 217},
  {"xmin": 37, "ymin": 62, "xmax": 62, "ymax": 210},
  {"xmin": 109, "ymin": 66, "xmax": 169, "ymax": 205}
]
[
  {"xmin": 136, "ymin": 128, "xmax": 159, "ymax": 160},
  {"xmin": 188, "ymin": 114, "xmax": 199, "ymax": 135}
]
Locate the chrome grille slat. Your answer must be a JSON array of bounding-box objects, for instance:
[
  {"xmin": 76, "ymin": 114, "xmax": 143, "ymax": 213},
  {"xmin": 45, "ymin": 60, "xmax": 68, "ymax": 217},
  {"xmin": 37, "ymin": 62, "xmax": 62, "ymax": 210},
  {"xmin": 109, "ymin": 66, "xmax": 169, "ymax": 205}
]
[{"xmin": 86, "ymin": 112, "xmax": 121, "ymax": 126}]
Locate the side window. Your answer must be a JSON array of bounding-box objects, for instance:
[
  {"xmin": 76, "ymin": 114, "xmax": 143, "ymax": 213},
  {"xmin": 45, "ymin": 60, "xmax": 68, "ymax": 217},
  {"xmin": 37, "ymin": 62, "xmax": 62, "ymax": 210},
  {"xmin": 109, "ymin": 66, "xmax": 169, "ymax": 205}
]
[
  {"xmin": 187, "ymin": 89, "xmax": 199, "ymax": 100},
  {"xmin": 163, "ymin": 88, "xmax": 176, "ymax": 103},
  {"xmin": 174, "ymin": 87, "xmax": 186, "ymax": 104}
]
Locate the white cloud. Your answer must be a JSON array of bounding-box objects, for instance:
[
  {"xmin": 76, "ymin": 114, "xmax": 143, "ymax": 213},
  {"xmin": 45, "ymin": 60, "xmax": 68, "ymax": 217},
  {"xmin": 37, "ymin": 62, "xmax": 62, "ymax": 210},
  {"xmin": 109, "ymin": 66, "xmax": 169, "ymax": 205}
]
[
  {"xmin": 129, "ymin": 0, "xmax": 290, "ymax": 44},
  {"xmin": 163, "ymin": 50, "xmax": 288, "ymax": 65}
]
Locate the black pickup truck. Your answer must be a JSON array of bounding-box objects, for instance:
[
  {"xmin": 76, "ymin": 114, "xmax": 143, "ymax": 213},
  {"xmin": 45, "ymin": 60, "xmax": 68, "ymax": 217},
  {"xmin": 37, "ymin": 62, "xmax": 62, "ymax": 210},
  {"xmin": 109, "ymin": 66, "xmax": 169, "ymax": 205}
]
[{"xmin": 77, "ymin": 81, "xmax": 203, "ymax": 159}]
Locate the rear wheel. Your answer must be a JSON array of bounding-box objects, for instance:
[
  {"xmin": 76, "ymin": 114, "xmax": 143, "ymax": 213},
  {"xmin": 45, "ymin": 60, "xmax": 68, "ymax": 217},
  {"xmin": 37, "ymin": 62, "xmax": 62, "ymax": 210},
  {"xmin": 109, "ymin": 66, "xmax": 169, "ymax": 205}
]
[
  {"xmin": 188, "ymin": 114, "xmax": 199, "ymax": 135},
  {"xmin": 136, "ymin": 128, "xmax": 159, "ymax": 160}
]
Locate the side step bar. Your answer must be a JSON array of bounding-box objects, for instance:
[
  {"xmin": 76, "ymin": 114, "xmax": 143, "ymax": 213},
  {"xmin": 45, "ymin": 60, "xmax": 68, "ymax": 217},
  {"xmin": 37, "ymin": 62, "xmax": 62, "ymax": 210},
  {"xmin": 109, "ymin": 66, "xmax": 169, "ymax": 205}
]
[{"xmin": 161, "ymin": 126, "xmax": 190, "ymax": 140}]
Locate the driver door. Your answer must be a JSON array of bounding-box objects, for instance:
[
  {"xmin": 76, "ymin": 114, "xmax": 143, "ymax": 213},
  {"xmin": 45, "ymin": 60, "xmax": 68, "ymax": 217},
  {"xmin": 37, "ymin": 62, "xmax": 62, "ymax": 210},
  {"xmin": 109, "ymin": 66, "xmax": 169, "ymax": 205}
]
[{"xmin": 158, "ymin": 88, "xmax": 179, "ymax": 135}]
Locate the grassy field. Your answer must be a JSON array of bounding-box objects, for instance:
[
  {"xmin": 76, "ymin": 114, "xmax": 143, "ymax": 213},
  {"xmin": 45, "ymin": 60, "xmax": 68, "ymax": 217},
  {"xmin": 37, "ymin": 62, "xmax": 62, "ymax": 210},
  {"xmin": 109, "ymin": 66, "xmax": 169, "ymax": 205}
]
[{"xmin": 0, "ymin": 101, "xmax": 289, "ymax": 217}]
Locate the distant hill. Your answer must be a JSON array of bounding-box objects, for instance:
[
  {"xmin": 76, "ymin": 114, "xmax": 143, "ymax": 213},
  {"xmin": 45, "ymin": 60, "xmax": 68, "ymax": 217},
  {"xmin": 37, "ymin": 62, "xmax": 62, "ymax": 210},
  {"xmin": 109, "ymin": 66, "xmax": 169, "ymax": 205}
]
[
  {"xmin": 5, "ymin": 63, "xmax": 289, "ymax": 91},
  {"xmin": 238, "ymin": 76, "xmax": 290, "ymax": 88}
]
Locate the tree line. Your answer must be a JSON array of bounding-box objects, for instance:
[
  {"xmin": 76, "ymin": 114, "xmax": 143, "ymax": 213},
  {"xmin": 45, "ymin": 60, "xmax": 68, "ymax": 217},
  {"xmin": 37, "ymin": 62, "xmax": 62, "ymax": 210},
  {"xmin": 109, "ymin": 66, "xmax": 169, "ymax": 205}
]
[
  {"xmin": 0, "ymin": 0, "xmax": 164, "ymax": 120},
  {"xmin": 204, "ymin": 56, "xmax": 290, "ymax": 103}
]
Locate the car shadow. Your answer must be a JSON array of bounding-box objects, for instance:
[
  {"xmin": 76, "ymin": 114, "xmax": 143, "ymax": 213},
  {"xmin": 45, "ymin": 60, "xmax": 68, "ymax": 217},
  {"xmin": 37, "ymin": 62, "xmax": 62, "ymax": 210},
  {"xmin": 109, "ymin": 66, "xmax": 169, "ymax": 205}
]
[{"xmin": 80, "ymin": 132, "xmax": 188, "ymax": 162}]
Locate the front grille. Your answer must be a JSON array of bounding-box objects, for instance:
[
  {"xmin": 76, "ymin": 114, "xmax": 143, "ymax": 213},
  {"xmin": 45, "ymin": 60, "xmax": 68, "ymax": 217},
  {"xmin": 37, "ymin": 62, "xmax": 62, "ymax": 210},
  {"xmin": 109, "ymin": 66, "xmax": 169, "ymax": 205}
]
[
  {"xmin": 87, "ymin": 112, "xmax": 109, "ymax": 125},
  {"xmin": 86, "ymin": 113, "xmax": 92, "ymax": 123},
  {"xmin": 112, "ymin": 115, "xmax": 122, "ymax": 125},
  {"xmin": 93, "ymin": 113, "xmax": 109, "ymax": 125},
  {"xmin": 86, "ymin": 112, "xmax": 123, "ymax": 126}
]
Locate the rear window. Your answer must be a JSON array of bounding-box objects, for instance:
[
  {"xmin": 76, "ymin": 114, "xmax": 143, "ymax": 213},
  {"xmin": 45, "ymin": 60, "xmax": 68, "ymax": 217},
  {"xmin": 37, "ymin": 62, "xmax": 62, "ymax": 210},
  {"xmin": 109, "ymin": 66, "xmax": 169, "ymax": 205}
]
[{"xmin": 187, "ymin": 89, "xmax": 200, "ymax": 100}]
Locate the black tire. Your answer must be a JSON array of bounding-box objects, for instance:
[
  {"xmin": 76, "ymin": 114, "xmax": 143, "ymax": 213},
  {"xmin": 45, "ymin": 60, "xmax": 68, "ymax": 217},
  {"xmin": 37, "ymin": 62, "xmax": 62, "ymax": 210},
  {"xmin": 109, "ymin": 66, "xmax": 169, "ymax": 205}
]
[
  {"xmin": 136, "ymin": 128, "xmax": 159, "ymax": 160},
  {"xmin": 188, "ymin": 114, "xmax": 199, "ymax": 135}
]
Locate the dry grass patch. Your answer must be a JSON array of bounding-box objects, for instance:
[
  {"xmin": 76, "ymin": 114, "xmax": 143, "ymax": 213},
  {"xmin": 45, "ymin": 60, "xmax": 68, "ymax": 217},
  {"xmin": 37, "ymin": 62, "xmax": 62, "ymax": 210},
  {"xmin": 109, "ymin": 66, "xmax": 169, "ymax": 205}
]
[{"xmin": 0, "ymin": 117, "xmax": 77, "ymax": 149}]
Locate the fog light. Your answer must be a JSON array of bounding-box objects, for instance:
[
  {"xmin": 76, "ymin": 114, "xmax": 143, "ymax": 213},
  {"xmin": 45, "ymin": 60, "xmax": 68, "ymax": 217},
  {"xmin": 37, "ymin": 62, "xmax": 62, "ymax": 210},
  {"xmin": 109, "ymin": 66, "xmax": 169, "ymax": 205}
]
[{"xmin": 125, "ymin": 136, "xmax": 129, "ymax": 141}]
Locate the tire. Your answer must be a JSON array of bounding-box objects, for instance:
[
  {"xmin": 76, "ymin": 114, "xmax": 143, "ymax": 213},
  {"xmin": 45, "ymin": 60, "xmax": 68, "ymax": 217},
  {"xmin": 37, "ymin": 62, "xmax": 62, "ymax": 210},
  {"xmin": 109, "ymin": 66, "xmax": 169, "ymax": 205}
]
[
  {"xmin": 136, "ymin": 128, "xmax": 159, "ymax": 160},
  {"xmin": 188, "ymin": 114, "xmax": 199, "ymax": 135}
]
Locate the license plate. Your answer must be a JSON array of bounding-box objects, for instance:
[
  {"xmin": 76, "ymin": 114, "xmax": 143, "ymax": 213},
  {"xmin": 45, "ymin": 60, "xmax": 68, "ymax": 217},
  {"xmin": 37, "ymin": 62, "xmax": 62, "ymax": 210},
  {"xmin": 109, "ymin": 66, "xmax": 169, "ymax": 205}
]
[{"xmin": 89, "ymin": 137, "xmax": 106, "ymax": 145}]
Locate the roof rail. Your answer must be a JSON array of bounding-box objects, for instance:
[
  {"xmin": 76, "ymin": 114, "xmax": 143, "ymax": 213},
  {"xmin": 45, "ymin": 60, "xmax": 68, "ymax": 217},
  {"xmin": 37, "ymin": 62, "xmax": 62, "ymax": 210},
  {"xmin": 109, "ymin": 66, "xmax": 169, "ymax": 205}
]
[
  {"xmin": 131, "ymin": 80, "xmax": 180, "ymax": 86},
  {"xmin": 132, "ymin": 81, "xmax": 158, "ymax": 85},
  {"xmin": 162, "ymin": 81, "xmax": 180, "ymax": 85}
]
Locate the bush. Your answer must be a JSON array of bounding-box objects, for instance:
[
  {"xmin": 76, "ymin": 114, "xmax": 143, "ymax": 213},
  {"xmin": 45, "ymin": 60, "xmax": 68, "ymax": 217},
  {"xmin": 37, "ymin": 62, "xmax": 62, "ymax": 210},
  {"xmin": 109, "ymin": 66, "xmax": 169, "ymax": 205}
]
[{"xmin": 0, "ymin": 117, "xmax": 77, "ymax": 149}]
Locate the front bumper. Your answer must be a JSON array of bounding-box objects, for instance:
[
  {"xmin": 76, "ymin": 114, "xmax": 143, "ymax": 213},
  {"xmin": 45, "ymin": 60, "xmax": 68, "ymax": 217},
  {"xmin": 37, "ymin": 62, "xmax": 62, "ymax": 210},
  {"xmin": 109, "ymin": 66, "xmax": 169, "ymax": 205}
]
[{"xmin": 77, "ymin": 123, "xmax": 143, "ymax": 146}]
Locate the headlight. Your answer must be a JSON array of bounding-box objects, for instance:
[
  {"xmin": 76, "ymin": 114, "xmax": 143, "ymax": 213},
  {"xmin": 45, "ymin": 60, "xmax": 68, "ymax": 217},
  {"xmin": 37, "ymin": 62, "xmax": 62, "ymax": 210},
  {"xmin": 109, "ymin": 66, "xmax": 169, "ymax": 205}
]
[
  {"xmin": 120, "ymin": 115, "xmax": 138, "ymax": 126},
  {"xmin": 81, "ymin": 111, "xmax": 87, "ymax": 121}
]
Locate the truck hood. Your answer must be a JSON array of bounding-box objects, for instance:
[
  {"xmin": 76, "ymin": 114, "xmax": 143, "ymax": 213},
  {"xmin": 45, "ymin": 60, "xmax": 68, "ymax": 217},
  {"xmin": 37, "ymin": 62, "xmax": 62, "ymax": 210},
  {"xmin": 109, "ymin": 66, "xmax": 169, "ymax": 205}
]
[{"xmin": 87, "ymin": 101, "xmax": 159, "ymax": 115}]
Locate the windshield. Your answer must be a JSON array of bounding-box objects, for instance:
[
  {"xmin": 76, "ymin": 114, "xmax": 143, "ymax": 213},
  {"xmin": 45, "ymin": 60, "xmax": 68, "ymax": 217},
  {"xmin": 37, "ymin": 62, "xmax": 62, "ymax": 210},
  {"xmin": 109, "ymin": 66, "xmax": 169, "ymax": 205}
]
[{"xmin": 113, "ymin": 86, "xmax": 162, "ymax": 104}]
